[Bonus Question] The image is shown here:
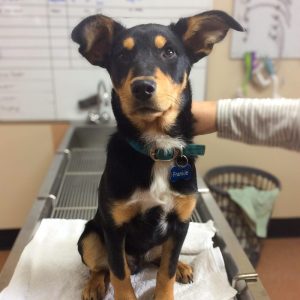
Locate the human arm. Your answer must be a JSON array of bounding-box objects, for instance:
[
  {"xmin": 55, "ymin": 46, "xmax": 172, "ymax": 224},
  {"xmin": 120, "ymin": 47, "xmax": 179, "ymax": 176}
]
[
  {"xmin": 192, "ymin": 98, "xmax": 300, "ymax": 151},
  {"xmin": 192, "ymin": 101, "xmax": 217, "ymax": 135}
]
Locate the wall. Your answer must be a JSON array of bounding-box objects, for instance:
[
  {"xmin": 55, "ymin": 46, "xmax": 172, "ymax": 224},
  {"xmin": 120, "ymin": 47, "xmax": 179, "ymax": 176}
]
[
  {"xmin": 195, "ymin": 0, "xmax": 300, "ymax": 218},
  {"xmin": 0, "ymin": 0, "xmax": 299, "ymax": 229},
  {"xmin": 0, "ymin": 123, "xmax": 69, "ymax": 229}
]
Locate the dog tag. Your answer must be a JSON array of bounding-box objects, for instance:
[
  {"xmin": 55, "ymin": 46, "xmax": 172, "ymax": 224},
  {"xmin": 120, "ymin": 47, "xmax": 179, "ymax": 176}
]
[{"xmin": 169, "ymin": 164, "xmax": 192, "ymax": 183}]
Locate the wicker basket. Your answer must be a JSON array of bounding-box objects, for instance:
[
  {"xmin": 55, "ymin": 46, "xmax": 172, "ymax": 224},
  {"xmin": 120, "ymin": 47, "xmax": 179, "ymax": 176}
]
[{"xmin": 204, "ymin": 165, "xmax": 280, "ymax": 266}]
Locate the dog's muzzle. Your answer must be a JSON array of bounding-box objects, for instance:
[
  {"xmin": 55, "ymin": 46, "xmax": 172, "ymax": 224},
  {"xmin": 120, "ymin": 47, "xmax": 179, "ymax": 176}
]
[{"xmin": 131, "ymin": 79, "xmax": 156, "ymax": 101}]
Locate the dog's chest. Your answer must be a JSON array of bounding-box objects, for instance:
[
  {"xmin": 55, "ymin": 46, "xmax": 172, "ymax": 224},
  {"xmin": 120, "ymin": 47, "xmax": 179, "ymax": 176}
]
[
  {"xmin": 130, "ymin": 161, "xmax": 178, "ymax": 214},
  {"xmin": 132, "ymin": 134, "xmax": 185, "ymax": 212}
]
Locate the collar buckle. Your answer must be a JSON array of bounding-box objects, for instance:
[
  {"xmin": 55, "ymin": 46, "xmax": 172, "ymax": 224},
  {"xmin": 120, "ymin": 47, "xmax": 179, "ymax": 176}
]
[{"xmin": 149, "ymin": 146, "xmax": 180, "ymax": 161}]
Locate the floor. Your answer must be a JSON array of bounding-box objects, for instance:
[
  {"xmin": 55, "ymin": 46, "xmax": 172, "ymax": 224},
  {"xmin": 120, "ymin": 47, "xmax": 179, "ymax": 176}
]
[
  {"xmin": 1, "ymin": 239, "xmax": 300, "ymax": 298},
  {"xmin": 0, "ymin": 251, "xmax": 10, "ymax": 273},
  {"xmin": 256, "ymin": 238, "xmax": 300, "ymax": 300}
]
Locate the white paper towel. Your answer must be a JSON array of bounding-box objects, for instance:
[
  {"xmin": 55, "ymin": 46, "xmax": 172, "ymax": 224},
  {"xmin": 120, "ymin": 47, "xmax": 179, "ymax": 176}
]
[{"xmin": 0, "ymin": 219, "xmax": 236, "ymax": 300}]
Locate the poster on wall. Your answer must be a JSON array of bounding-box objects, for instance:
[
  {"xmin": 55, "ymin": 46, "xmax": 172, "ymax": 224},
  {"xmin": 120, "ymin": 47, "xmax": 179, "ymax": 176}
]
[{"xmin": 231, "ymin": 0, "xmax": 300, "ymax": 59}]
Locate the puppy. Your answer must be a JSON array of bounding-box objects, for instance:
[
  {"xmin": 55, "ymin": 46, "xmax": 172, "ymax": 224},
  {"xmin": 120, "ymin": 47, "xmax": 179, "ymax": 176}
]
[{"xmin": 72, "ymin": 10, "xmax": 243, "ymax": 300}]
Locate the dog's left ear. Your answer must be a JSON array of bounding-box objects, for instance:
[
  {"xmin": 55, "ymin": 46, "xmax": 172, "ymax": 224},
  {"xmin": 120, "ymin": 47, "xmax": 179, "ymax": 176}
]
[
  {"xmin": 172, "ymin": 10, "xmax": 244, "ymax": 63},
  {"xmin": 71, "ymin": 14, "xmax": 125, "ymax": 68}
]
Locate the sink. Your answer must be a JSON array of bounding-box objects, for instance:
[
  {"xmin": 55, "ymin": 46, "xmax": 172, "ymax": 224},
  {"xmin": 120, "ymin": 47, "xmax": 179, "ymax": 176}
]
[
  {"xmin": 49, "ymin": 124, "xmax": 117, "ymax": 220},
  {"xmin": 40, "ymin": 124, "xmax": 116, "ymax": 202},
  {"xmin": 66, "ymin": 126, "xmax": 116, "ymax": 149}
]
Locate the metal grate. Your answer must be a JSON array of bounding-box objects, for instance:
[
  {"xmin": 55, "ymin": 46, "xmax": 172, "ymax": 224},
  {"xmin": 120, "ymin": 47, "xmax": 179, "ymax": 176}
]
[
  {"xmin": 52, "ymin": 206, "xmax": 202, "ymax": 222},
  {"xmin": 51, "ymin": 146, "xmax": 204, "ymax": 222},
  {"xmin": 50, "ymin": 147, "xmax": 103, "ymax": 219},
  {"xmin": 67, "ymin": 149, "xmax": 106, "ymax": 173},
  {"xmin": 191, "ymin": 209, "xmax": 202, "ymax": 222},
  {"xmin": 52, "ymin": 208, "xmax": 97, "ymax": 219},
  {"xmin": 55, "ymin": 174, "xmax": 100, "ymax": 208}
]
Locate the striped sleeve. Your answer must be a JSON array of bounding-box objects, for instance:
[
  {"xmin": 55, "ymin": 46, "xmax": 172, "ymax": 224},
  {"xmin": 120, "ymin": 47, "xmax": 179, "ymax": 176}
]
[{"xmin": 217, "ymin": 98, "xmax": 300, "ymax": 151}]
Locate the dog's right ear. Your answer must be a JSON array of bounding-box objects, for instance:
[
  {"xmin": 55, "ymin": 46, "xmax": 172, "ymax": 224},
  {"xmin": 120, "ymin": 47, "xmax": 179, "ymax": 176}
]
[{"xmin": 71, "ymin": 15, "xmax": 125, "ymax": 68}]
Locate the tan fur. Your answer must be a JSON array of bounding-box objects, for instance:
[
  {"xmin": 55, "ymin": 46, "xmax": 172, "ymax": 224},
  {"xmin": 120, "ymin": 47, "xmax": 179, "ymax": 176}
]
[
  {"xmin": 183, "ymin": 16, "xmax": 204, "ymax": 41},
  {"xmin": 176, "ymin": 261, "xmax": 193, "ymax": 284},
  {"xmin": 144, "ymin": 246, "xmax": 193, "ymax": 285},
  {"xmin": 83, "ymin": 15, "xmax": 114, "ymax": 64},
  {"xmin": 154, "ymin": 35, "xmax": 167, "ymax": 48},
  {"xmin": 84, "ymin": 15, "xmax": 114, "ymax": 51},
  {"xmin": 173, "ymin": 194, "xmax": 196, "ymax": 222},
  {"xmin": 154, "ymin": 239, "xmax": 176, "ymax": 300},
  {"xmin": 183, "ymin": 15, "xmax": 228, "ymax": 56},
  {"xmin": 114, "ymin": 69, "xmax": 134, "ymax": 120},
  {"xmin": 144, "ymin": 245, "xmax": 162, "ymax": 262},
  {"xmin": 80, "ymin": 233, "xmax": 109, "ymax": 300},
  {"xmin": 111, "ymin": 200, "xmax": 140, "ymax": 226},
  {"xmin": 82, "ymin": 232, "xmax": 108, "ymax": 271},
  {"xmin": 82, "ymin": 270, "xmax": 109, "ymax": 300},
  {"xmin": 115, "ymin": 68, "xmax": 187, "ymax": 134},
  {"xmin": 123, "ymin": 37, "xmax": 135, "ymax": 50},
  {"xmin": 107, "ymin": 226, "xmax": 137, "ymax": 299},
  {"xmin": 110, "ymin": 261, "xmax": 137, "ymax": 300}
]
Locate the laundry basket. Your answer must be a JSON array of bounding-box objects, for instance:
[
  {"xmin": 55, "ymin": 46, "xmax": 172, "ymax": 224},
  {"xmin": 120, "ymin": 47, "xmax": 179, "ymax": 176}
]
[{"xmin": 204, "ymin": 165, "xmax": 281, "ymax": 266}]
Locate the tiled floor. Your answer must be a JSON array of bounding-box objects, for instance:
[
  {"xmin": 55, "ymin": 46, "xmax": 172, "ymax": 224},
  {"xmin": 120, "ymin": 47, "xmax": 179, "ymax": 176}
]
[{"xmin": 1, "ymin": 238, "xmax": 300, "ymax": 298}]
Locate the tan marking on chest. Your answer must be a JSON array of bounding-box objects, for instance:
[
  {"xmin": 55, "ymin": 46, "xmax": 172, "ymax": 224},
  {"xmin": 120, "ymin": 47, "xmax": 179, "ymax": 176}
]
[
  {"xmin": 111, "ymin": 153, "xmax": 193, "ymax": 226},
  {"xmin": 111, "ymin": 201, "xmax": 140, "ymax": 226},
  {"xmin": 173, "ymin": 194, "xmax": 196, "ymax": 222}
]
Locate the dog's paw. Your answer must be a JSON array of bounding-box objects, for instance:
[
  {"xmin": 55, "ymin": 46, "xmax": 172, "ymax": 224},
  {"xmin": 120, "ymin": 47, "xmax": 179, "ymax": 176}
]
[
  {"xmin": 82, "ymin": 272, "xmax": 109, "ymax": 300},
  {"xmin": 175, "ymin": 261, "xmax": 193, "ymax": 284},
  {"xmin": 82, "ymin": 281, "xmax": 106, "ymax": 300}
]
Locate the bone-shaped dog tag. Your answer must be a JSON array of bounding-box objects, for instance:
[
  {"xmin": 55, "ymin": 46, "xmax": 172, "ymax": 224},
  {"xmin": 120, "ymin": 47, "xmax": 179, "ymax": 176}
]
[
  {"xmin": 170, "ymin": 155, "xmax": 192, "ymax": 183},
  {"xmin": 169, "ymin": 164, "xmax": 192, "ymax": 183}
]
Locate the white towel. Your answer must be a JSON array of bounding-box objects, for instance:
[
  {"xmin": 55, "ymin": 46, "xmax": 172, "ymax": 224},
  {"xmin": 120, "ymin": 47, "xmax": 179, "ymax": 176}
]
[{"xmin": 0, "ymin": 219, "xmax": 236, "ymax": 300}]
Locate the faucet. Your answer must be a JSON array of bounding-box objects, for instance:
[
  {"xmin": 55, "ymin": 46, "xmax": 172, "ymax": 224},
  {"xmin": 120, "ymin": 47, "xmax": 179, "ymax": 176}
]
[{"xmin": 78, "ymin": 80, "xmax": 114, "ymax": 124}]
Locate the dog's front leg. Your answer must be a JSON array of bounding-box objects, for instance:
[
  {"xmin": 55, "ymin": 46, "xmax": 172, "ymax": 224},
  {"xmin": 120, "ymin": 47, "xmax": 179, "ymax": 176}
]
[
  {"xmin": 104, "ymin": 228, "xmax": 137, "ymax": 300},
  {"xmin": 154, "ymin": 222, "xmax": 189, "ymax": 300}
]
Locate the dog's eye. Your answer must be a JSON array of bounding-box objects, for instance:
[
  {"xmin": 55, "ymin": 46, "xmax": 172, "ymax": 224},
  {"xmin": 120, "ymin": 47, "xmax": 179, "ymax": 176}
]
[{"xmin": 162, "ymin": 47, "xmax": 176, "ymax": 59}]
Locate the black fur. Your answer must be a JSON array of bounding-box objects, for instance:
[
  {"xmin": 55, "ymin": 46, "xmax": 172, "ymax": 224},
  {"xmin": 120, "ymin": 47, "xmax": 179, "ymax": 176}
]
[{"xmin": 72, "ymin": 10, "xmax": 244, "ymax": 297}]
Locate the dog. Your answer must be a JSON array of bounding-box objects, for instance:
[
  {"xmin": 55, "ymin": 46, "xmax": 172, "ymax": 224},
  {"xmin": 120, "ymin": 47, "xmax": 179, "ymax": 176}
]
[{"xmin": 72, "ymin": 10, "xmax": 243, "ymax": 300}]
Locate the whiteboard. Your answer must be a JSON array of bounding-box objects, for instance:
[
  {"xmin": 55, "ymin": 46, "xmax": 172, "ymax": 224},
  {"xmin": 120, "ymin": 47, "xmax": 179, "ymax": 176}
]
[
  {"xmin": 0, "ymin": 0, "xmax": 212, "ymax": 121},
  {"xmin": 231, "ymin": 0, "xmax": 300, "ymax": 59}
]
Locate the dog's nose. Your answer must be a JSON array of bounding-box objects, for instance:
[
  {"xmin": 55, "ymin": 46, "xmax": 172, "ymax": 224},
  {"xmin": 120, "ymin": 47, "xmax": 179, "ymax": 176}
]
[{"xmin": 131, "ymin": 80, "xmax": 156, "ymax": 101}]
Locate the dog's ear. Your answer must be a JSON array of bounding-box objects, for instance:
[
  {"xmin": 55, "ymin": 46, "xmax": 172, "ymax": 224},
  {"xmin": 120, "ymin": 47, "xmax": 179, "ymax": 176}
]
[
  {"xmin": 71, "ymin": 14, "xmax": 125, "ymax": 67},
  {"xmin": 172, "ymin": 10, "xmax": 244, "ymax": 63}
]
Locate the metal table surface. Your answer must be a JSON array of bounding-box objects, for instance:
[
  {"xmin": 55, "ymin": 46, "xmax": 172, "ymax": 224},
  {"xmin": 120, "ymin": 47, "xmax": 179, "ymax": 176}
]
[{"xmin": 0, "ymin": 124, "xmax": 270, "ymax": 299}]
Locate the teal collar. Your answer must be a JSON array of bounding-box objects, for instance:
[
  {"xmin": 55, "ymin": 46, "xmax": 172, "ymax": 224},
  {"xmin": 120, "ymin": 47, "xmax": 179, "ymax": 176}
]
[{"xmin": 127, "ymin": 139, "xmax": 205, "ymax": 161}]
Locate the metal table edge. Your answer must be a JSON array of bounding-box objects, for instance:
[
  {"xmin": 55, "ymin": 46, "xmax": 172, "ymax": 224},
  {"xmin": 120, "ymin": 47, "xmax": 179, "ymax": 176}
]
[
  {"xmin": 0, "ymin": 125, "xmax": 270, "ymax": 300},
  {"xmin": 197, "ymin": 175, "xmax": 270, "ymax": 300},
  {"xmin": 0, "ymin": 199, "xmax": 52, "ymax": 291}
]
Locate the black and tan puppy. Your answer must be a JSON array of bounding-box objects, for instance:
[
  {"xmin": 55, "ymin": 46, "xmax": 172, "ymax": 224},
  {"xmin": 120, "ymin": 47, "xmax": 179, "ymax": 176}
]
[{"xmin": 72, "ymin": 10, "xmax": 243, "ymax": 300}]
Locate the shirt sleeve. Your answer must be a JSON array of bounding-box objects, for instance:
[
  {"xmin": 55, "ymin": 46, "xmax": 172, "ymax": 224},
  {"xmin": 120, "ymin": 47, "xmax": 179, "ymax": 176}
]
[{"xmin": 217, "ymin": 98, "xmax": 300, "ymax": 151}]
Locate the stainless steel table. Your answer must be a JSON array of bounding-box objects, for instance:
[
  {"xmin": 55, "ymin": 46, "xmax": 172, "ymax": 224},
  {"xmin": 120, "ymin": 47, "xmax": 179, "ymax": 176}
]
[{"xmin": 0, "ymin": 124, "xmax": 270, "ymax": 299}]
